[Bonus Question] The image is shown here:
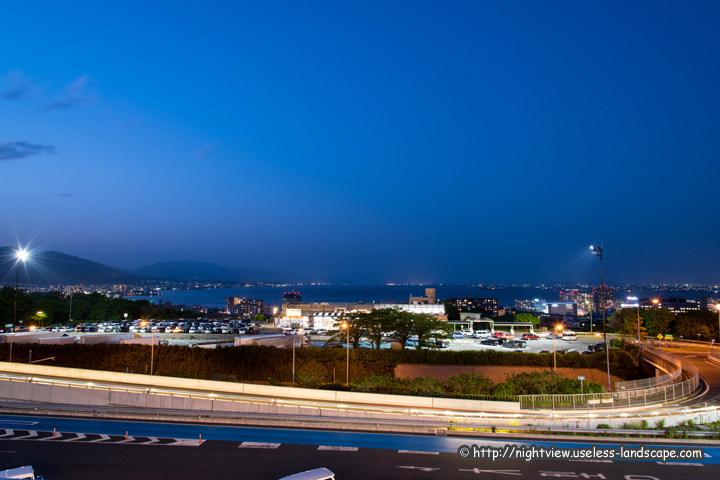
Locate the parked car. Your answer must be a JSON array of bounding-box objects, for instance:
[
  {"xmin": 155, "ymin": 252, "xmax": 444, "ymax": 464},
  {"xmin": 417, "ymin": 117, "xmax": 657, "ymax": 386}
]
[
  {"xmin": 473, "ymin": 330, "xmax": 491, "ymax": 338},
  {"xmin": 481, "ymin": 338, "xmax": 501, "ymax": 346},
  {"xmin": 546, "ymin": 333, "xmax": 562, "ymax": 339},
  {"xmin": 539, "ymin": 349, "xmax": 551, "ymax": 353},
  {"xmin": 450, "ymin": 332, "xmax": 465, "ymax": 339},
  {"xmin": 521, "ymin": 333, "xmax": 539, "ymax": 340}
]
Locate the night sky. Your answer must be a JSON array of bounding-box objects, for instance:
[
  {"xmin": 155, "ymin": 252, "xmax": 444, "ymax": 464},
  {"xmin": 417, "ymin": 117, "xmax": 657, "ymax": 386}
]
[{"xmin": 2, "ymin": 2, "xmax": 719, "ymax": 285}]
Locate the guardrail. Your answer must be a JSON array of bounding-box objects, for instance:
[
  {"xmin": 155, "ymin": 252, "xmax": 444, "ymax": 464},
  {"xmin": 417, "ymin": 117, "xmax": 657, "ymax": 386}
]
[
  {"xmin": 615, "ymin": 346, "xmax": 681, "ymax": 391},
  {"xmin": 520, "ymin": 345, "xmax": 701, "ymax": 411},
  {"xmin": 710, "ymin": 347, "xmax": 720, "ymax": 362}
]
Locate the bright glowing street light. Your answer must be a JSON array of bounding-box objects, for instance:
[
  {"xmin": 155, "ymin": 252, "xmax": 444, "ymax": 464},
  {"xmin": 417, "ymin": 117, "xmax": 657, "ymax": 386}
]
[{"xmin": 11, "ymin": 248, "xmax": 30, "ymax": 363}]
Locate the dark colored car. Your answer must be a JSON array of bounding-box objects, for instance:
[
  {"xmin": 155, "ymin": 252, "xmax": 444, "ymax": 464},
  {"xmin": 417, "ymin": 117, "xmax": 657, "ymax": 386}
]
[
  {"xmin": 521, "ymin": 334, "xmax": 539, "ymax": 340},
  {"xmin": 481, "ymin": 338, "xmax": 501, "ymax": 346}
]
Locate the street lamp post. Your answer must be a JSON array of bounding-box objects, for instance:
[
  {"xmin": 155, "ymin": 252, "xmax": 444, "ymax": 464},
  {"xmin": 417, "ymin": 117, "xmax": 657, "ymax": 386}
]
[
  {"xmin": 590, "ymin": 245, "xmax": 611, "ymax": 391},
  {"xmin": 628, "ymin": 297, "xmax": 659, "ymax": 344},
  {"xmin": 292, "ymin": 327, "xmax": 304, "ymax": 387},
  {"xmin": 716, "ymin": 305, "xmax": 720, "ymax": 352},
  {"xmin": 553, "ymin": 324, "xmax": 563, "ymax": 373},
  {"xmin": 341, "ymin": 322, "xmax": 350, "ymax": 386},
  {"xmin": 10, "ymin": 248, "xmax": 29, "ymax": 363}
]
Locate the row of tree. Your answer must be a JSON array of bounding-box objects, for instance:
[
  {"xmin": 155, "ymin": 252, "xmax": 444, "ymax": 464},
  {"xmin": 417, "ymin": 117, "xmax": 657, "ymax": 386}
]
[
  {"xmin": 0, "ymin": 287, "xmax": 190, "ymax": 326},
  {"xmin": 609, "ymin": 307, "xmax": 720, "ymax": 343},
  {"xmin": 328, "ymin": 307, "xmax": 450, "ymax": 350}
]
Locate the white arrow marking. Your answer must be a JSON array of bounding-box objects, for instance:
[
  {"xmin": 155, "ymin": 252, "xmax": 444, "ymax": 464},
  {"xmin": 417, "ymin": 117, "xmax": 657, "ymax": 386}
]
[
  {"xmin": 397, "ymin": 466, "xmax": 441, "ymax": 472},
  {"xmin": 13, "ymin": 431, "xmax": 38, "ymax": 440},
  {"xmin": 88, "ymin": 434, "xmax": 111, "ymax": 443},
  {"xmin": 65, "ymin": 433, "xmax": 86, "ymax": 442},
  {"xmin": 118, "ymin": 436, "xmax": 135, "ymax": 443},
  {"xmin": 0, "ymin": 430, "xmax": 14, "ymax": 438},
  {"xmin": 39, "ymin": 432, "xmax": 63, "ymax": 441},
  {"xmin": 147, "ymin": 437, "xmax": 160, "ymax": 444},
  {"xmin": 166, "ymin": 439, "xmax": 204, "ymax": 446}
]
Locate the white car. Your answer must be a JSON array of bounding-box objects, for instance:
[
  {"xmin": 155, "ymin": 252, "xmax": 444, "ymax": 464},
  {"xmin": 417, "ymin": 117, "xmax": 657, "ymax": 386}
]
[{"xmin": 473, "ymin": 330, "xmax": 491, "ymax": 338}]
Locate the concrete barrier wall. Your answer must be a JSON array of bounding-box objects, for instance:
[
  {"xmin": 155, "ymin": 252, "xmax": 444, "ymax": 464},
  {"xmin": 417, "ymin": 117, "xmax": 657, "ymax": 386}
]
[{"xmin": 0, "ymin": 361, "xmax": 520, "ymax": 414}]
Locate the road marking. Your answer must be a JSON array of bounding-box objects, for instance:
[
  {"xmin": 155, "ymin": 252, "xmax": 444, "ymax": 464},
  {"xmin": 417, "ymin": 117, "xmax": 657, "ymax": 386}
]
[
  {"xmin": 399, "ymin": 450, "xmax": 440, "ymax": 455},
  {"xmin": 397, "ymin": 466, "xmax": 441, "ymax": 472},
  {"xmin": 460, "ymin": 469, "xmax": 521, "ymax": 475},
  {"xmin": 39, "ymin": 432, "xmax": 63, "ymax": 441},
  {"xmin": 13, "ymin": 431, "xmax": 38, "ymax": 440},
  {"xmin": 118, "ymin": 436, "xmax": 135, "ymax": 443},
  {"xmin": 657, "ymin": 462, "xmax": 703, "ymax": 466},
  {"xmin": 147, "ymin": 437, "xmax": 159, "ymax": 444},
  {"xmin": 167, "ymin": 439, "xmax": 205, "ymax": 446},
  {"xmin": 0, "ymin": 421, "xmax": 37, "ymax": 426},
  {"xmin": 239, "ymin": 442, "xmax": 281, "ymax": 449},
  {"xmin": 88, "ymin": 434, "xmax": 111, "ymax": 443},
  {"xmin": 66, "ymin": 433, "xmax": 86, "ymax": 442},
  {"xmin": 0, "ymin": 430, "xmax": 14, "ymax": 438},
  {"xmin": 318, "ymin": 446, "xmax": 358, "ymax": 451}
]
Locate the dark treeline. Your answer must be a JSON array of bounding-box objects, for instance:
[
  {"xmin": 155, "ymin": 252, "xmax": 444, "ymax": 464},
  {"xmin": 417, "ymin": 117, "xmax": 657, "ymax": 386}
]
[
  {"xmin": 0, "ymin": 343, "xmax": 642, "ymax": 385},
  {"xmin": 0, "ymin": 287, "xmax": 190, "ymax": 326}
]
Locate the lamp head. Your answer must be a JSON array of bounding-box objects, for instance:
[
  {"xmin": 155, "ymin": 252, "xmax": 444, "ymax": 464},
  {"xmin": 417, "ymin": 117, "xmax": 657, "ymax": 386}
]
[{"xmin": 16, "ymin": 249, "xmax": 29, "ymax": 262}]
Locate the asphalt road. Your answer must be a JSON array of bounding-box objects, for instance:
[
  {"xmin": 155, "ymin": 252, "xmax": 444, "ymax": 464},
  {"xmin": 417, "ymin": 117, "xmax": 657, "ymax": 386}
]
[{"xmin": 0, "ymin": 414, "xmax": 717, "ymax": 479}]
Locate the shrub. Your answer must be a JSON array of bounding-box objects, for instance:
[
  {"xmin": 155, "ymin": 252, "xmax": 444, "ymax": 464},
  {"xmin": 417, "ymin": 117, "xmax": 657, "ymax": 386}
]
[{"xmin": 596, "ymin": 424, "xmax": 611, "ymax": 429}]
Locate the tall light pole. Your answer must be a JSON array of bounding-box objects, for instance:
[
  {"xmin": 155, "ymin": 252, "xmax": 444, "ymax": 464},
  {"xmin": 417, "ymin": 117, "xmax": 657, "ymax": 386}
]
[
  {"xmin": 590, "ymin": 245, "xmax": 611, "ymax": 390},
  {"xmin": 553, "ymin": 324, "xmax": 563, "ymax": 373},
  {"xmin": 292, "ymin": 327, "xmax": 304, "ymax": 387},
  {"xmin": 11, "ymin": 248, "xmax": 29, "ymax": 363},
  {"xmin": 715, "ymin": 305, "xmax": 720, "ymax": 352},
  {"xmin": 341, "ymin": 322, "xmax": 350, "ymax": 386}
]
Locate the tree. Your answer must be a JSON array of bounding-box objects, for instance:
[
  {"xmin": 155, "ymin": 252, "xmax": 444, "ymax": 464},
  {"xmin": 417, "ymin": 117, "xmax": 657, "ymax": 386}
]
[
  {"xmin": 609, "ymin": 308, "xmax": 646, "ymax": 348},
  {"xmin": 673, "ymin": 309, "xmax": 719, "ymax": 342},
  {"xmin": 331, "ymin": 313, "xmax": 365, "ymax": 349},
  {"xmin": 443, "ymin": 301, "xmax": 460, "ymax": 321},
  {"xmin": 514, "ymin": 312, "xmax": 540, "ymax": 326},
  {"xmin": 361, "ymin": 309, "xmax": 396, "ymax": 350},
  {"xmin": 384, "ymin": 308, "xmax": 415, "ymax": 350},
  {"xmin": 641, "ymin": 308, "xmax": 674, "ymax": 338},
  {"xmin": 411, "ymin": 313, "xmax": 450, "ymax": 350}
]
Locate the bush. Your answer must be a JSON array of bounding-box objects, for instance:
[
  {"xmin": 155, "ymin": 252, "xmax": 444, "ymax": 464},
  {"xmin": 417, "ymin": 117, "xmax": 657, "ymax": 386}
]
[{"xmin": 596, "ymin": 424, "xmax": 611, "ymax": 429}]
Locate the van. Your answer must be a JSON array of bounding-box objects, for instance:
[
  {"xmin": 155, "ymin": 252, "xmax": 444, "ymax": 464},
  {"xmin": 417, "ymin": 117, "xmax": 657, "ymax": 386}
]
[
  {"xmin": 278, "ymin": 468, "xmax": 335, "ymax": 480},
  {"xmin": 473, "ymin": 330, "xmax": 490, "ymax": 338}
]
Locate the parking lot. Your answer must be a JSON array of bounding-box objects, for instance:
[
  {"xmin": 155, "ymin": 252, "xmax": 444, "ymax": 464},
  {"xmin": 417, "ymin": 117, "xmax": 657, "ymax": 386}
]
[{"xmin": 444, "ymin": 333, "xmax": 605, "ymax": 354}]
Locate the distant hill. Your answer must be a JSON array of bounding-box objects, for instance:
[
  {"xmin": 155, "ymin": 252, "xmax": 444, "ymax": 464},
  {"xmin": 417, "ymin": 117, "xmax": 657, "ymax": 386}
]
[
  {"xmin": 131, "ymin": 261, "xmax": 291, "ymax": 283},
  {"xmin": 0, "ymin": 247, "xmax": 148, "ymax": 285}
]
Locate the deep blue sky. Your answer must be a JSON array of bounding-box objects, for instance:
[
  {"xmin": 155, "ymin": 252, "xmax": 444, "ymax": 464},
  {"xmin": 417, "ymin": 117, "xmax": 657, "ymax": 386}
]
[{"xmin": 2, "ymin": 1, "xmax": 719, "ymax": 285}]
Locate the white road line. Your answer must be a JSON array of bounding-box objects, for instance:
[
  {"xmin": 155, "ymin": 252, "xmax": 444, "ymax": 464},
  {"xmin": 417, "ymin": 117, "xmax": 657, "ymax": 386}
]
[
  {"xmin": 398, "ymin": 450, "xmax": 440, "ymax": 455},
  {"xmin": 239, "ymin": 442, "xmax": 281, "ymax": 449},
  {"xmin": 657, "ymin": 462, "xmax": 704, "ymax": 466},
  {"xmin": 0, "ymin": 430, "xmax": 14, "ymax": 438},
  {"xmin": 65, "ymin": 433, "xmax": 86, "ymax": 442},
  {"xmin": 13, "ymin": 431, "xmax": 38, "ymax": 440},
  {"xmin": 88, "ymin": 434, "xmax": 111, "ymax": 443},
  {"xmin": 317, "ymin": 446, "xmax": 358, "ymax": 451},
  {"xmin": 0, "ymin": 421, "xmax": 37, "ymax": 426},
  {"xmin": 167, "ymin": 439, "xmax": 205, "ymax": 446},
  {"xmin": 39, "ymin": 432, "xmax": 63, "ymax": 441},
  {"xmin": 118, "ymin": 436, "xmax": 135, "ymax": 443},
  {"xmin": 147, "ymin": 437, "xmax": 159, "ymax": 444}
]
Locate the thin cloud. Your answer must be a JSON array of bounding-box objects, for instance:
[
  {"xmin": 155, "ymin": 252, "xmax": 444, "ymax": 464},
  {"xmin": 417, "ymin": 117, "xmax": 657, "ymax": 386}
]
[
  {"xmin": 57, "ymin": 192, "xmax": 74, "ymax": 197},
  {"xmin": 43, "ymin": 74, "xmax": 92, "ymax": 111},
  {"xmin": 198, "ymin": 143, "xmax": 214, "ymax": 159},
  {"xmin": 1, "ymin": 70, "xmax": 34, "ymax": 101},
  {"xmin": 0, "ymin": 141, "xmax": 56, "ymax": 161}
]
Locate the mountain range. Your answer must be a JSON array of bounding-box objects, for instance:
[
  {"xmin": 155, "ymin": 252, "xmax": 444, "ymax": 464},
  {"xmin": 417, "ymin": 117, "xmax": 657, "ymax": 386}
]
[{"xmin": 0, "ymin": 247, "xmax": 294, "ymax": 285}]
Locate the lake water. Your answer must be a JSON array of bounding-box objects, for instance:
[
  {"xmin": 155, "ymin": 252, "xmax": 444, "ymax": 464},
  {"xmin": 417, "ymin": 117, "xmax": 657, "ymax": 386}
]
[{"xmin": 127, "ymin": 285, "xmax": 716, "ymax": 310}]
